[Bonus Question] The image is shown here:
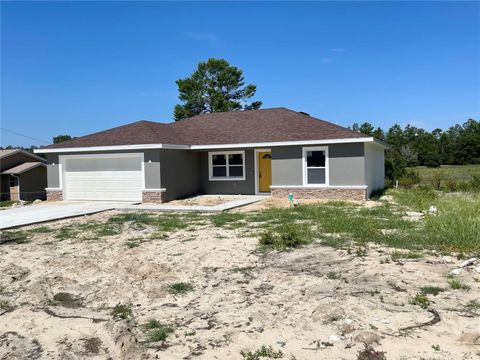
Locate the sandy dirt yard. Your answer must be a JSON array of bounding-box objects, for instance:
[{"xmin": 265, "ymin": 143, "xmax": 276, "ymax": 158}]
[{"xmin": 0, "ymin": 210, "xmax": 479, "ymax": 360}]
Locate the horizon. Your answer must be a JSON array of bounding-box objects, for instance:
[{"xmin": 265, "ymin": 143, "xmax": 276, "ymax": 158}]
[{"xmin": 1, "ymin": 1, "xmax": 479, "ymax": 146}]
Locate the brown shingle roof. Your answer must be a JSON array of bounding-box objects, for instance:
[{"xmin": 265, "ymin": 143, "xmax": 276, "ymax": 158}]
[
  {"xmin": 43, "ymin": 108, "xmax": 369, "ymax": 149},
  {"xmin": 2, "ymin": 162, "xmax": 46, "ymax": 175}
]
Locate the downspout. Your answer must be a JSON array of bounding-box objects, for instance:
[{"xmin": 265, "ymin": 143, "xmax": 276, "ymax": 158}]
[{"xmin": 11, "ymin": 174, "xmax": 23, "ymax": 202}]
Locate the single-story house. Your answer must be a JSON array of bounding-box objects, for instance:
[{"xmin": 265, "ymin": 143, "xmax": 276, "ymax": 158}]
[
  {"xmin": 34, "ymin": 108, "xmax": 387, "ymax": 203},
  {"xmin": 0, "ymin": 149, "xmax": 47, "ymax": 201}
]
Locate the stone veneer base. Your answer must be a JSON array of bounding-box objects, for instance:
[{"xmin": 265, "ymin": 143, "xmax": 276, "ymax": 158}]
[
  {"xmin": 47, "ymin": 190, "xmax": 63, "ymax": 201},
  {"xmin": 271, "ymin": 187, "xmax": 367, "ymax": 202},
  {"xmin": 142, "ymin": 191, "xmax": 166, "ymax": 204}
]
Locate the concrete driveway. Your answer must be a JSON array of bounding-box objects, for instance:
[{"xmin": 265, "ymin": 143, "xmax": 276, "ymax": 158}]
[{"xmin": 0, "ymin": 202, "xmax": 131, "ymax": 230}]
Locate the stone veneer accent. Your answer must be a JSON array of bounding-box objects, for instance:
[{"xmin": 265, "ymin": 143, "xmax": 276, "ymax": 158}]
[
  {"xmin": 271, "ymin": 187, "xmax": 367, "ymax": 202},
  {"xmin": 142, "ymin": 190, "xmax": 166, "ymax": 204},
  {"xmin": 46, "ymin": 190, "xmax": 63, "ymax": 201}
]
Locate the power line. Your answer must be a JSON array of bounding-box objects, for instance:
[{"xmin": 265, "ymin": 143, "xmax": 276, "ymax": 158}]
[{"xmin": 0, "ymin": 127, "xmax": 50, "ymax": 144}]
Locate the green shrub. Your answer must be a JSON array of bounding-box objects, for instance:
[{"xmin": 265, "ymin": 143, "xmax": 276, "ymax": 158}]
[
  {"xmin": 398, "ymin": 170, "xmax": 420, "ymax": 189},
  {"xmin": 168, "ymin": 282, "xmax": 194, "ymax": 295},
  {"xmin": 240, "ymin": 345, "xmax": 283, "ymax": 360},
  {"xmin": 111, "ymin": 303, "xmax": 132, "ymax": 320},
  {"xmin": 258, "ymin": 224, "xmax": 312, "ymax": 251},
  {"xmin": 143, "ymin": 320, "xmax": 174, "ymax": 342},
  {"xmin": 409, "ymin": 293, "xmax": 430, "ymax": 309},
  {"xmin": 259, "ymin": 231, "xmax": 276, "ymax": 246}
]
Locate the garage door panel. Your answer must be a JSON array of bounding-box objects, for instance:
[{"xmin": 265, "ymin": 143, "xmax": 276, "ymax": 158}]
[{"xmin": 63, "ymin": 155, "xmax": 143, "ymax": 201}]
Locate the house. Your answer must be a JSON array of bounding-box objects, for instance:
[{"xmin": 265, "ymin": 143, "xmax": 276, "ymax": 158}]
[
  {"xmin": 34, "ymin": 108, "xmax": 387, "ymax": 203},
  {"xmin": 0, "ymin": 149, "xmax": 47, "ymax": 201}
]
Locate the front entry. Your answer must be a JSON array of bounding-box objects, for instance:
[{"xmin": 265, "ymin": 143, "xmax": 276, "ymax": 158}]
[{"xmin": 258, "ymin": 151, "xmax": 272, "ymax": 193}]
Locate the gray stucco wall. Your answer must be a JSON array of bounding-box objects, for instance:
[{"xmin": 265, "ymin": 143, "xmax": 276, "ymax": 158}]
[
  {"xmin": 271, "ymin": 146, "xmax": 303, "ymax": 185},
  {"xmin": 46, "ymin": 154, "xmax": 60, "ymax": 188},
  {"xmin": 329, "ymin": 143, "xmax": 365, "ymax": 186},
  {"xmin": 160, "ymin": 149, "xmax": 201, "ymax": 201},
  {"xmin": 199, "ymin": 149, "xmax": 256, "ymax": 195},
  {"xmin": 271, "ymin": 143, "xmax": 365, "ymax": 186},
  {"xmin": 144, "ymin": 150, "xmax": 161, "ymax": 189}
]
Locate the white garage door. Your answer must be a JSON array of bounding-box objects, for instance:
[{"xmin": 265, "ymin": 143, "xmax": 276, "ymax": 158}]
[{"xmin": 62, "ymin": 154, "xmax": 143, "ymax": 201}]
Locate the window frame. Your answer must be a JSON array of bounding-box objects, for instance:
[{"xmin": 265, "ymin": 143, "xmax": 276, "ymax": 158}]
[
  {"xmin": 208, "ymin": 150, "xmax": 246, "ymax": 181},
  {"xmin": 302, "ymin": 146, "xmax": 329, "ymax": 187}
]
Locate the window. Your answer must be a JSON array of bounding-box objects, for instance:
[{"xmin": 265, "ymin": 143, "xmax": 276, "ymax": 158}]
[
  {"xmin": 209, "ymin": 151, "xmax": 245, "ymax": 181},
  {"xmin": 303, "ymin": 146, "xmax": 329, "ymax": 186}
]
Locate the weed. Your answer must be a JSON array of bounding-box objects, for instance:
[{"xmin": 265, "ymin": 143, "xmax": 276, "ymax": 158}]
[
  {"xmin": 126, "ymin": 240, "xmax": 140, "ymax": 248},
  {"xmin": 168, "ymin": 282, "xmax": 194, "ymax": 295},
  {"xmin": 356, "ymin": 344, "xmax": 387, "ymax": 360},
  {"xmin": 391, "ymin": 251, "xmax": 423, "ymax": 261},
  {"xmin": 326, "ymin": 271, "xmax": 341, "ymax": 280},
  {"xmin": 323, "ymin": 313, "xmax": 343, "ymax": 324},
  {"xmin": 356, "ymin": 247, "xmax": 368, "ymax": 257},
  {"xmin": 184, "ymin": 330, "xmax": 196, "ymax": 337},
  {"xmin": 420, "ymin": 286, "xmax": 445, "ymax": 296},
  {"xmin": 240, "ymin": 345, "xmax": 283, "ymax": 360},
  {"xmin": 432, "ymin": 344, "xmax": 441, "ymax": 351},
  {"xmin": 409, "ymin": 293, "xmax": 430, "ymax": 309},
  {"xmin": 0, "ymin": 300, "xmax": 13, "ymax": 311},
  {"xmin": 111, "ymin": 303, "xmax": 132, "ymax": 320},
  {"xmin": 29, "ymin": 226, "xmax": 52, "ymax": 233},
  {"xmin": 51, "ymin": 292, "xmax": 83, "ymax": 308},
  {"xmin": 0, "ymin": 230, "xmax": 30, "ymax": 244},
  {"xmin": 143, "ymin": 319, "xmax": 174, "ymax": 342},
  {"xmin": 54, "ymin": 227, "xmax": 78, "ymax": 240},
  {"xmin": 258, "ymin": 224, "xmax": 312, "ymax": 251},
  {"xmin": 448, "ymin": 278, "xmax": 470, "ymax": 291}
]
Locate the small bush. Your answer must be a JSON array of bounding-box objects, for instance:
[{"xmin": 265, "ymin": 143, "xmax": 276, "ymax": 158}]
[
  {"xmin": 168, "ymin": 282, "xmax": 194, "ymax": 295},
  {"xmin": 326, "ymin": 271, "xmax": 341, "ymax": 280},
  {"xmin": 259, "ymin": 224, "xmax": 312, "ymax": 251},
  {"xmin": 0, "ymin": 300, "xmax": 13, "ymax": 311},
  {"xmin": 143, "ymin": 320, "xmax": 174, "ymax": 342},
  {"xmin": 240, "ymin": 345, "xmax": 283, "ymax": 360},
  {"xmin": 398, "ymin": 170, "xmax": 420, "ymax": 189},
  {"xmin": 448, "ymin": 278, "xmax": 470, "ymax": 290},
  {"xmin": 409, "ymin": 293, "xmax": 430, "ymax": 309},
  {"xmin": 111, "ymin": 303, "xmax": 132, "ymax": 320},
  {"xmin": 446, "ymin": 180, "xmax": 457, "ymax": 192},
  {"xmin": 431, "ymin": 173, "xmax": 442, "ymax": 190}
]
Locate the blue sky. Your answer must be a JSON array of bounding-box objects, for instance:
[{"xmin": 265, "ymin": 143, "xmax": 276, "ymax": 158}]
[{"xmin": 2, "ymin": 1, "xmax": 479, "ymax": 146}]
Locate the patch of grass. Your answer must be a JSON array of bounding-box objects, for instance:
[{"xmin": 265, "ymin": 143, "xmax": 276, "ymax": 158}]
[
  {"xmin": 326, "ymin": 271, "xmax": 341, "ymax": 280},
  {"xmin": 51, "ymin": 292, "xmax": 83, "ymax": 308},
  {"xmin": 155, "ymin": 215, "xmax": 189, "ymax": 232},
  {"xmin": 111, "ymin": 303, "xmax": 132, "ymax": 320},
  {"xmin": 0, "ymin": 200, "xmax": 17, "ymax": 208},
  {"xmin": 240, "ymin": 345, "xmax": 283, "ymax": 360},
  {"xmin": 126, "ymin": 240, "xmax": 140, "ymax": 248},
  {"xmin": 409, "ymin": 164, "xmax": 480, "ymax": 186},
  {"xmin": 0, "ymin": 230, "xmax": 30, "ymax": 244},
  {"xmin": 143, "ymin": 319, "xmax": 174, "ymax": 342},
  {"xmin": 0, "ymin": 300, "xmax": 13, "ymax": 311},
  {"xmin": 409, "ymin": 293, "xmax": 430, "ymax": 309},
  {"xmin": 54, "ymin": 226, "xmax": 79, "ymax": 240},
  {"xmin": 167, "ymin": 282, "xmax": 194, "ymax": 296},
  {"xmin": 391, "ymin": 251, "xmax": 424, "ymax": 261},
  {"xmin": 211, "ymin": 212, "xmax": 246, "ymax": 228},
  {"xmin": 259, "ymin": 224, "xmax": 313, "ymax": 251},
  {"xmin": 448, "ymin": 277, "xmax": 470, "ymax": 291},
  {"xmin": 29, "ymin": 226, "xmax": 52, "ymax": 233},
  {"xmin": 420, "ymin": 286, "xmax": 445, "ymax": 296},
  {"xmin": 108, "ymin": 213, "xmax": 155, "ymax": 225}
]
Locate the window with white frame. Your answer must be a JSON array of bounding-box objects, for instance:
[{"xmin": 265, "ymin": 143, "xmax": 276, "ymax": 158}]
[
  {"xmin": 209, "ymin": 151, "xmax": 245, "ymax": 181},
  {"xmin": 303, "ymin": 146, "xmax": 328, "ymax": 186}
]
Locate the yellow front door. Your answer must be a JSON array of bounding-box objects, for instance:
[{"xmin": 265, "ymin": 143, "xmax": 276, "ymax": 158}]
[{"xmin": 258, "ymin": 151, "xmax": 272, "ymax": 193}]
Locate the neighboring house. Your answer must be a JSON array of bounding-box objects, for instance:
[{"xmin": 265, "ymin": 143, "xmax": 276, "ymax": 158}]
[
  {"xmin": 34, "ymin": 108, "xmax": 387, "ymax": 203},
  {"xmin": 0, "ymin": 149, "xmax": 47, "ymax": 201}
]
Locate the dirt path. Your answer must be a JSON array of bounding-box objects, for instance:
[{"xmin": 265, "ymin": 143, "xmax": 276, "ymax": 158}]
[{"xmin": 0, "ymin": 212, "xmax": 479, "ymax": 359}]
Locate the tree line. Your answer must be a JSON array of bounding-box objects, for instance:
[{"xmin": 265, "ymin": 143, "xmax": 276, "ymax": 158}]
[{"xmin": 351, "ymin": 119, "xmax": 480, "ymax": 180}]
